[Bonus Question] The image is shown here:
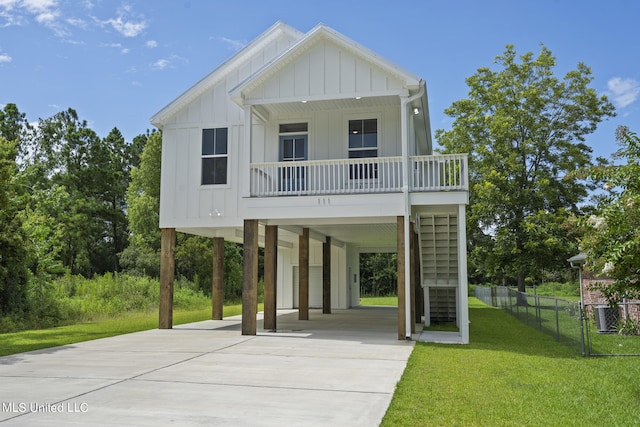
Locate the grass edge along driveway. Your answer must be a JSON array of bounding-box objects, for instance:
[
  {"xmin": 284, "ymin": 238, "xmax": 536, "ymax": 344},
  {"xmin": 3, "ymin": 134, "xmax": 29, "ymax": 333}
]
[
  {"xmin": 382, "ymin": 298, "xmax": 640, "ymax": 427},
  {"xmin": 0, "ymin": 304, "xmax": 257, "ymax": 357}
]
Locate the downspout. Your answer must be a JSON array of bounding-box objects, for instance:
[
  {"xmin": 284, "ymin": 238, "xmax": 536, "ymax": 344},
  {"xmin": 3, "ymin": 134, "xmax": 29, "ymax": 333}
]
[
  {"xmin": 401, "ymin": 82, "xmax": 425, "ymax": 340},
  {"xmin": 241, "ymin": 105, "xmax": 252, "ymax": 198}
]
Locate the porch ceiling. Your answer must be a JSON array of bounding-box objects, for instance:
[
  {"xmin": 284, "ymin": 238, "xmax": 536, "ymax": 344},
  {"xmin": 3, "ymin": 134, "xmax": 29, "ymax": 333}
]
[
  {"xmin": 253, "ymin": 95, "xmax": 401, "ymax": 116},
  {"xmin": 311, "ymin": 222, "xmax": 398, "ymax": 250},
  {"xmin": 178, "ymin": 219, "xmax": 398, "ymax": 251},
  {"xmin": 269, "ymin": 218, "xmax": 399, "ymax": 251}
]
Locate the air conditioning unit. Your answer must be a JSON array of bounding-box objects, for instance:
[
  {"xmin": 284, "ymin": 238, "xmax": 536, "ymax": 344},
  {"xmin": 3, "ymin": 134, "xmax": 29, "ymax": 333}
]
[{"xmin": 594, "ymin": 305, "xmax": 620, "ymax": 333}]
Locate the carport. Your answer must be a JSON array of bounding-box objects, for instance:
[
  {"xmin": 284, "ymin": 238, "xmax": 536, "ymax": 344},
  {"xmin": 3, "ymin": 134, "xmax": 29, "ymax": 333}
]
[{"xmin": 159, "ymin": 216, "xmax": 425, "ymax": 341}]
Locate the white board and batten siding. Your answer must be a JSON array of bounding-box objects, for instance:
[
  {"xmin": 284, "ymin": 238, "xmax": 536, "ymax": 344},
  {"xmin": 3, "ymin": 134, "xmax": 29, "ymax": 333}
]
[
  {"xmin": 159, "ymin": 32, "xmax": 298, "ymax": 228},
  {"xmin": 244, "ymin": 39, "xmax": 406, "ymax": 103}
]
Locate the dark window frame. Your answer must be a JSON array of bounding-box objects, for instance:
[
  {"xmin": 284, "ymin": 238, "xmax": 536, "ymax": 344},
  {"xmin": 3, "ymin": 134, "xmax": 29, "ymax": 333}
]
[
  {"xmin": 201, "ymin": 128, "xmax": 228, "ymax": 185},
  {"xmin": 348, "ymin": 119, "xmax": 378, "ymax": 179}
]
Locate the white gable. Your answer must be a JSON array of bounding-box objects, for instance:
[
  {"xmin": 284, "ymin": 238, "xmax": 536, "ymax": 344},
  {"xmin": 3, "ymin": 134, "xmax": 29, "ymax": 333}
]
[
  {"xmin": 240, "ymin": 37, "xmax": 408, "ymax": 104},
  {"xmin": 230, "ymin": 24, "xmax": 422, "ymax": 107}
]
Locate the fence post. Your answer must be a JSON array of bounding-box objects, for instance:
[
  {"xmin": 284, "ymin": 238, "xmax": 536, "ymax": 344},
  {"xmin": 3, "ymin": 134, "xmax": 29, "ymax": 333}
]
[
  {"xmin": 584, "ymin": 304, "xmax": 591, "ymax": 357},
  {"xmin": 534, "ymin": 294, "xmax": 542, "ymax": 331},
  {"xmin": 579, "ymin": 302, "xmax": 586, "ymax": 357},
  {"xmin": 555, "ymin": 298, "xmax": 560, "ymax": 342}
]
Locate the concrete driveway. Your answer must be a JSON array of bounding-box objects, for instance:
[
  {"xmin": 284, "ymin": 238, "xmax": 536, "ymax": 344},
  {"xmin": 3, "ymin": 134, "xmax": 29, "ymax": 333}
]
[{"xmin": 0, "ymin": 307, "xmax": 414, "ymax": 426}]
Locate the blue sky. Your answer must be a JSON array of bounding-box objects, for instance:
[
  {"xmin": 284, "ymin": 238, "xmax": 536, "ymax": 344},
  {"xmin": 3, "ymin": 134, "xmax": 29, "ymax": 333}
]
[{"xmin": 1, "ymin": 0, "xmax": 638, "ymax": 159}]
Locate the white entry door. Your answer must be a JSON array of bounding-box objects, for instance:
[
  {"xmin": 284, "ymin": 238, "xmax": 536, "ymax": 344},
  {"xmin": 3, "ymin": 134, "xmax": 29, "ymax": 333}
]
[{"xmin": 292, "ymin": 266, "xmax": 323, "ymax": 308}]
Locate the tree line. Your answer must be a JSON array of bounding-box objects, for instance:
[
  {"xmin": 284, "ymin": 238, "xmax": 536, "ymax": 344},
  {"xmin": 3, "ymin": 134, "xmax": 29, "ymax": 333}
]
[{"xmin": 0, "ymin": 105, "xmax": 243, "ymax": 323}]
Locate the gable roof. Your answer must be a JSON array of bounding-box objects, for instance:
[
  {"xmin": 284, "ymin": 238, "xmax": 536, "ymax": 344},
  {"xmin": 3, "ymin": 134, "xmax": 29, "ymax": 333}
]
[
  {"xmin": 150, "ymin": 21, "xmax": 303, "ymax": 127},
  {"xmin": 228, "ymin": 23, "xmax": 423, "ymax": 106},
  {"xmin": 151, "ymin": 22, "xmax": 429, "ymax": 128}
]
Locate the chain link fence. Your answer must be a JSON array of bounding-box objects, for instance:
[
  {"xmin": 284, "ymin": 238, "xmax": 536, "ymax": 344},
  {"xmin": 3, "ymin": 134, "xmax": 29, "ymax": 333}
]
[
  {"xmin": 584, "ymin": 302, "xmax": 640, "ymax": 356},
  {"xmin": 474, "ymin": 286, "xmax": 640, "ymax": 357}
]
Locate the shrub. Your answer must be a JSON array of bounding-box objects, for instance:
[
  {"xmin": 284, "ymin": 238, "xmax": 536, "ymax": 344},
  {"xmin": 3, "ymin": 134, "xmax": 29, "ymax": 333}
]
[
  {"xmin": 618, "ymin": 316, "xmax": 640, "ymax": 336},
  {"xmin": 0, "ymin": 273, "xmax": 215, "ymax": 333}
]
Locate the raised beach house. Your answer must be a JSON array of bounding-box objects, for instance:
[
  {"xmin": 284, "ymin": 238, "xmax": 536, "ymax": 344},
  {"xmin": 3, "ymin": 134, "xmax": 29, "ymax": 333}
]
[{"xmin": 151, "ymin": 22, "xmax": 470, "ymax": 342}]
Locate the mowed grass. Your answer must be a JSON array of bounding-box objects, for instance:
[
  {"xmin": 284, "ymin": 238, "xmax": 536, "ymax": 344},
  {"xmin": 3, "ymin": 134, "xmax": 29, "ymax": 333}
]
[
  {"xmin": 382, "ymin": 298, "xmax": 640, "ymax": 427},
  {"xmin": 0, "ymin": 303, "xmax": 261, "ymax": 357},
  {"xmin": 360, "ymin": 295, "xmax": 398, "ymax": 306}
]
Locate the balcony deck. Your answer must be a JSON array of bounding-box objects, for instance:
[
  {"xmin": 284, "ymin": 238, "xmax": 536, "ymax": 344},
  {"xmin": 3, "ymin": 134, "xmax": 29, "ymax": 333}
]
[{"xmin": 249, "ymin": 154, "xmax": 468, "ymax": 197}]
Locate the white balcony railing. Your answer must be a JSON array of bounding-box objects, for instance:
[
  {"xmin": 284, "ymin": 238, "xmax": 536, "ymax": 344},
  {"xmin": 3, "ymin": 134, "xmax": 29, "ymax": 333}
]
[{"xmin": 249, "ymin": 154, "xmax": 467, "ymax": 197}]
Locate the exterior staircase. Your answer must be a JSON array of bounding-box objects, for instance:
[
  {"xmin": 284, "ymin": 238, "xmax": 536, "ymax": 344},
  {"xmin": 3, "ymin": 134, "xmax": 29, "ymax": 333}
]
[{"xmin": 418, "ymin": 214, "xmax": 459, "ymax": 324}]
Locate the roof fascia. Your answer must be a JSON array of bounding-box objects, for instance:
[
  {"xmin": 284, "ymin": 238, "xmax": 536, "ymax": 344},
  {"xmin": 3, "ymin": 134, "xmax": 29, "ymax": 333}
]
[{"xmin": 150, "ymin": 21, "xmax": 303, "ymax": 127}]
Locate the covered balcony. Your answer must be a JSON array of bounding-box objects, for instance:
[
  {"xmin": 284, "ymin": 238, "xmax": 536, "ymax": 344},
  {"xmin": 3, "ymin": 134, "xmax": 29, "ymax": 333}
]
[{"xmin": 249, "ymin": 154, "xmax": 468, "ymax": 197}]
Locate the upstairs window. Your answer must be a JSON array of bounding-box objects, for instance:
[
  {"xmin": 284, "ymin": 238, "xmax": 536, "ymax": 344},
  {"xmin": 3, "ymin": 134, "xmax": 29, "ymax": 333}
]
[
  {"xmin": 348, "ymin": 119, "xmax": 378, "ymax": 159},
  {"xmin": 201, "ymin": 128, "xmax": 228, "ymax": 185},
  {"xmin": 348, "ymin": 119, "xmax": 378, "ymax": 179}
]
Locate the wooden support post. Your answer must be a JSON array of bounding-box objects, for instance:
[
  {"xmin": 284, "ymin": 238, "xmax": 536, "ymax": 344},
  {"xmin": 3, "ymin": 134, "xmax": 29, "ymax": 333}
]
[
  {"xmin": 299, "ymin": 228, "xmax": 309, "ymax": 320},
  {"xmin": 242, "ymin": 219, "xmax": 259, "ymax": 335},
  {"xmin": 397, "ymin": 216, "xmax": 406, "ymax": 340},
  {"xmin": 410, "ymin": 221, "xmax": 416, "ymax": 333},
  {"xmin": 212, "ymin": 237, "xmax": 224, "ymax": 320},
  {"xmin": 159, "ymin": 228, "xmax": 176, "ymax": 329},
  {"xmin": 263, "ymin": 225, "xmax": 278, "ymax": 331},
  {"xmin": 414, "ymin": 229, "xmax": 424, "ymax": 323},
  {"xmin": 323, "ymin": 237, "xmax": 331, "ymax": 314}
]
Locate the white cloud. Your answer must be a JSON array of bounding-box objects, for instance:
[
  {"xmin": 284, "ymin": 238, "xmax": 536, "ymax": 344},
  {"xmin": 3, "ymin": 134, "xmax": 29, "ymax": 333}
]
[
  {"xmin": 218, "ymin": 36, "xmax": 246, "ymax": 51},
  {"xmin": 0, "ymin": 53, "xmax": 11, "ymax": 62},
  {"xmin": 66, "ymin": 16, "xmax": 87, "ymax": 29},
  {"xmin": 98, "ymin": 5, "xmax": 146, "ymax": 38},
  {"xmin": 21, "ymin": 0, "xmax": 56, "ymax": 14},
  {"xmin": 21, "ymin": 0, "xmax": 58, "ymax": 24},
  {"xmin": 80, "ymin": 0, "xmax": 94, "ymax": 10},
  {"xmin": 151, "ymin": 54, "xmax": 187, "ymax": 71},
  {"xmin": 146, "ymin": 39, "xmax": 157, "ymax": 48},
  {"xmin": 3, "ymin": 0, "xmax": 72, "ymax": 37},
  {"xmin": 0, "ymin": 0, "xmax": 19, "ymax": 9},
  {"xmin": 607, "ymin": 77, "xmax": 640, "ymax": 108},
  {"xmin": 153, "ymin": 58, "xmax": 169, "ymax": 70},
  {"xmin": 101, "ymin": 42, "xmax": 129, "ymax": 54}
]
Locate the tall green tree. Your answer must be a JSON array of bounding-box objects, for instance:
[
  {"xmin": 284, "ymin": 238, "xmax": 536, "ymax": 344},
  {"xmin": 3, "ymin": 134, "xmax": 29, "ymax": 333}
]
[
  {"xmin": 90, "ymin": 128, "xmax": 134, "ymax": 272},
  {"xmin": 0, "ymin": 103, "xmax": 31, "ymax": 159},
  {"xmin": 32, "ymin": 110, "xmax": 136, "ymax": 275},
  {"xmin": 436, "ymin": 45, "xmax": 615, "ymax": 291},
  {"xmin": 0, "ymin": 137, "xmax": 29, "ymax": 315},
  {"xmin": 34, "ymin": 109, "xmax": 103, "ymax": 275},
  {"xmin": 581, "ymin": 126, "xmax": 640, "ymax": 302},
  {"xmin": 360, "ymin": 253, "xmax": 397, "ymax": 296},
  {"xmin": 120, "ymin": 130, "xmax": 162, "ymax": 276}
]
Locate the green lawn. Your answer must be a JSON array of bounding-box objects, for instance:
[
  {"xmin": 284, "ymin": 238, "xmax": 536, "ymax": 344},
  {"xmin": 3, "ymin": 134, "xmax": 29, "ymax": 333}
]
[
  {"xmin": 0, "ymin": 303, "xmax": 261, "ymax": 357},
  {"xmin": 382, "ymin": 298, "xmax": 640, "ymax": 426},
  {"xmin": 360, "ymin": 295, "xmax": 398, "ymax": 306}
]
